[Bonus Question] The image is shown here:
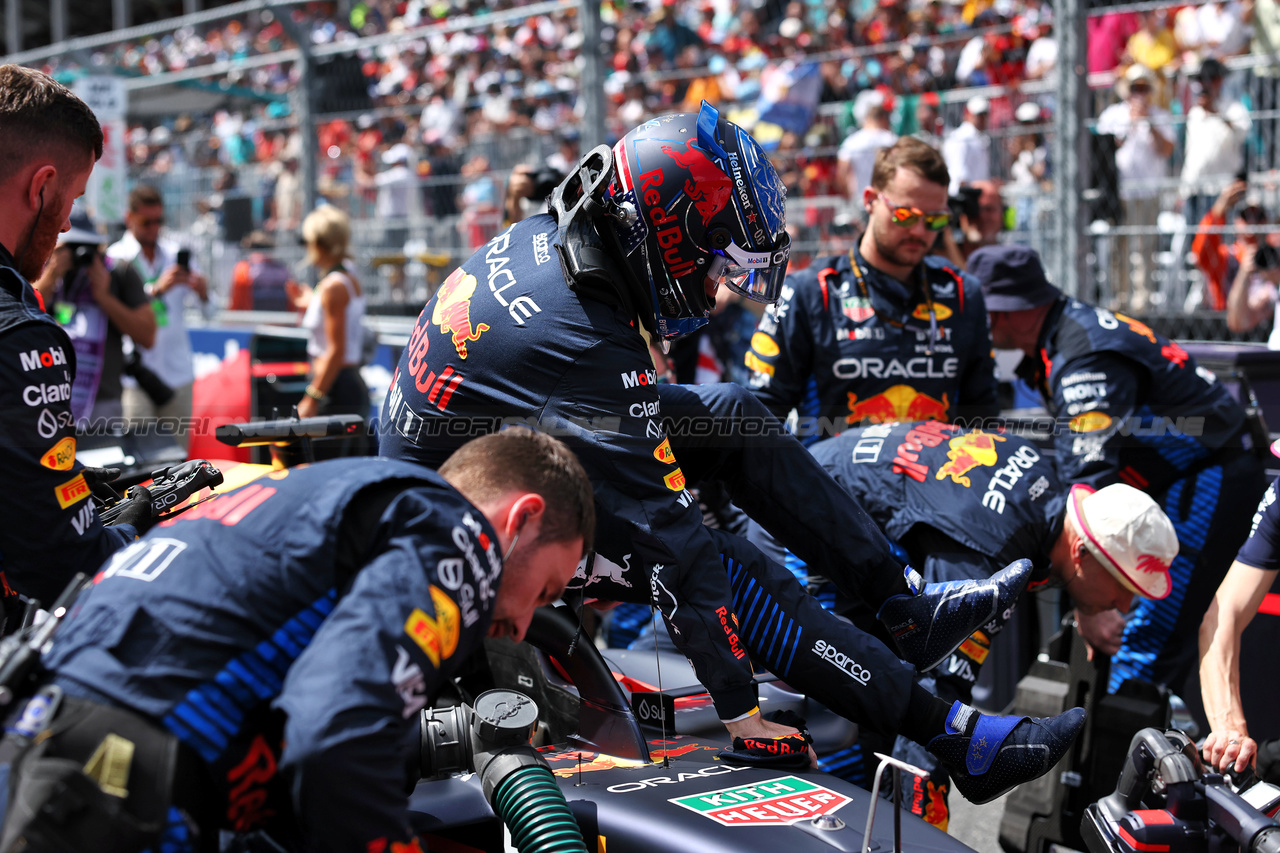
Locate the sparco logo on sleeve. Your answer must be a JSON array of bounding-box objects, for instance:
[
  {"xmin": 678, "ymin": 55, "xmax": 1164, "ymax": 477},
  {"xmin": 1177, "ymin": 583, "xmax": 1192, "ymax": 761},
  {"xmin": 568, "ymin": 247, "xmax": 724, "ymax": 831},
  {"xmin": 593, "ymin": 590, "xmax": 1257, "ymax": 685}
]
[{"xmin": 812, "ymin": 640, "xmax": 871, "ymax": 684}]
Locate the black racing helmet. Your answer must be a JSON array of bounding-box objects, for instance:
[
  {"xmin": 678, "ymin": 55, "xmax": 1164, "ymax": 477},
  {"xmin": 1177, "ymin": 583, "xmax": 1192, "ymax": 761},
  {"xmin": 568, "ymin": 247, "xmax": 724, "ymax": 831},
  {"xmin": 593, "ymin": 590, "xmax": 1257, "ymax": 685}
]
[{"xmin": 607, "ymin": 102, "xmax": 790, "ymax": 339}]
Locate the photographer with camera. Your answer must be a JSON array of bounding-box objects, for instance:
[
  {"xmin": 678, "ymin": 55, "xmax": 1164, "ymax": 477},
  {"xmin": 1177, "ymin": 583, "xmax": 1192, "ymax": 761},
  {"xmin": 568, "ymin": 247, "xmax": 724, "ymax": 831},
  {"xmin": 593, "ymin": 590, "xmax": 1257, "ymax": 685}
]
[
  {"xmin": 503, "ymin": 161, "xmax": 565, "ymax": 226},
  {"xmin": 1193, "ymin": 179, "xmax": 1280, "ymax": 343},
  {"xmin": 32, "ymin": 206, "xmax": 154, "ymax": 423},
  {"xmin": 0, "ymin": 65, "xmax": 154, "ymax": 616},
  {"xmin": 106, "ymin": 185, "xmax": 208, "ymax": 454}
]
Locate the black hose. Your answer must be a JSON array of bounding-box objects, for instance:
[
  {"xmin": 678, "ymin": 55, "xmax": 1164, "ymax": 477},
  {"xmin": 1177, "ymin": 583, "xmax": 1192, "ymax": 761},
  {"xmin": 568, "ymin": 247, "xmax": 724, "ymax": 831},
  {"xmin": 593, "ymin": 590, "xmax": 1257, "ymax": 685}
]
[{"xmin": 491, "ymin": 763, "xmax": 589, "ymax": 853}]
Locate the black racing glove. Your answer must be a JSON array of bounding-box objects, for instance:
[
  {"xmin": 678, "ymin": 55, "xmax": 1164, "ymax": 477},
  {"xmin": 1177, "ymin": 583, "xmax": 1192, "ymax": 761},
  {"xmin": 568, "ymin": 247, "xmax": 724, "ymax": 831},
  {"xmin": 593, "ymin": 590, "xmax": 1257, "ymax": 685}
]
[
  {"xmin": 717, "ymin": 710, "xmax": 814, "ymax": 769},
  {"xmin": 109, "ymin": 486, "xmax": 155, "ymax": 535},
  {"xmin": 80, "ymin": 466, "xmax": 124, "ymax": 500}
]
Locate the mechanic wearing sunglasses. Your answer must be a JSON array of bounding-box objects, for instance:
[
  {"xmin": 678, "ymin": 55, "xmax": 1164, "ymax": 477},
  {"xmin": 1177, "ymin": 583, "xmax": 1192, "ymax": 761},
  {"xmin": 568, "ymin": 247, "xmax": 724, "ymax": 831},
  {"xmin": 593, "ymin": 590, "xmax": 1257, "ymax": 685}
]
[{"xmin": 745, "ymin": 136, "xmax": 999, "ymax": 437}]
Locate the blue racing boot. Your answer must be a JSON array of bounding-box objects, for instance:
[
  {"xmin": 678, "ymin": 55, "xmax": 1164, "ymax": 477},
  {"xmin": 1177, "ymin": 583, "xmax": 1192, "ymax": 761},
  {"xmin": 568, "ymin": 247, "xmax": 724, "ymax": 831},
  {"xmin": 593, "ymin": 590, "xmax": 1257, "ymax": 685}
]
[
  {"xmin": 928, "ymin": 701, "xmax": 1086, "ymax": 804},
  {"xmin": 876, "ymin": 559, "xmax": 1032, "ymax": 672}
]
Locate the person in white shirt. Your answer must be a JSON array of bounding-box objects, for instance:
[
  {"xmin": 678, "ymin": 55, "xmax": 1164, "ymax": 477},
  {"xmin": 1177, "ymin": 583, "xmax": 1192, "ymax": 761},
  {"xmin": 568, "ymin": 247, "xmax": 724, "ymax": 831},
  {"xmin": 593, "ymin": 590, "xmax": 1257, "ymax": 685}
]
[
  {"xmin": 106, "ymin": 184, "xmax": 208, "ymax": 454},
  {"xmin": 942, "ymin": 97, "xmax": 991, "ymax": 194},
  {"xmin": 1096, "ymin": 65, "xmax": 1175, "ymax": 311},
  {"xmin": 1181, "ymin": 58, "xmax": 1252, "ymax": 231},
  {"xmin": 1024, "ymin": 33, "xmax": 1058, "ymax": 80},
  {"xmin": 1198, "ymin": 1, "xmax": 1249, "ymax": 58},
  {"xmin": 836, "ymin": 103, "xmax": 899, "ymax": 204}
]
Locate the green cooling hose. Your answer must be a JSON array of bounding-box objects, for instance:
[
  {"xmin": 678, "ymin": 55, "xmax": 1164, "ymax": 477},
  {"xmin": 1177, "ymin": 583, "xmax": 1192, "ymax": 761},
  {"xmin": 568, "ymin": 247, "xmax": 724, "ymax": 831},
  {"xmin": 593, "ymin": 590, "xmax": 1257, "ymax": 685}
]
[{"xmin": 491, "ymin": 763, "xmax": 590, "ymax": 853}]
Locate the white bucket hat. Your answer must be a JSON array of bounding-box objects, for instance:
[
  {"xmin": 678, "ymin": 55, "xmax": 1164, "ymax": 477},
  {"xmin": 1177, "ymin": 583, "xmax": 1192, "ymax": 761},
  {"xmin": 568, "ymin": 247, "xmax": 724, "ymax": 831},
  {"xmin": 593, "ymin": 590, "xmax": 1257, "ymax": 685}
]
[{"xmin": 1065, "ymin": 483, "xmax": 1179, "ymax": 600}]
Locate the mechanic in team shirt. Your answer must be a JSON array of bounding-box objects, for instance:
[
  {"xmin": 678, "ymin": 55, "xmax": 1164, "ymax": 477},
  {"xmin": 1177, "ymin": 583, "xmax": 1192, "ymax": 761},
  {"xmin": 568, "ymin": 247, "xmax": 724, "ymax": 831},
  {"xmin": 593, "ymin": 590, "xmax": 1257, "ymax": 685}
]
[
  {"xmin": 750, "ymin": 421, "xmax": 1177, "ymax": 826},
  {"xmin": 744, "ymin": 137, "xmax": 998, "ymax": 440},
  {"xmin": 0, "ymin": 65, "xmax": 153, "ymax": 618},
  {"xmin": 378, "ymin": 106, "xmax": 1085, "ymax": 804},
  {"xmin": 976, "ymin": 243, "xmax": 1267, "ymax": 701},
  {"xmin": 0, "ymin": 431, "xmax": 594, "ymax": 853},
  {"xmin": 1199, "ymin": 447, "xmax": 1280, "ymax": 781}
]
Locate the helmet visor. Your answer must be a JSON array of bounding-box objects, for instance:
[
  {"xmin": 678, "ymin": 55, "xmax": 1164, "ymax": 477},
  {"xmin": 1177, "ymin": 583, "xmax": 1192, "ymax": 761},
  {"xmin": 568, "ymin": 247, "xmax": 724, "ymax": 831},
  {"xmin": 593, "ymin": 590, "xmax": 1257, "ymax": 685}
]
[{"xmin": 709, "ymin": 233, "xmax": 791, "ymax": 304}]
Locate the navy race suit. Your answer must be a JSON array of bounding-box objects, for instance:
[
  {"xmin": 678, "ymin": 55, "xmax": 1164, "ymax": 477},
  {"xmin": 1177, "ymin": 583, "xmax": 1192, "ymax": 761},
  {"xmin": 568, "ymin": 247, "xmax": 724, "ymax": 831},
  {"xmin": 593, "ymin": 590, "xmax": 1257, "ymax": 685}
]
[
  {"xmin": 0, "ymin": 242, "xmax": 136, "ymax": 609},
  {"xmin": 751, "ymin": 420, "xmax": 1064, "ymax": 816},
  {"xmin": 1237, "ymin": 478, "xmax": 1280, "ymax": 572},
  {"xmin": 745, "ymin": 249, "xmax": 999, "ymax": 440},
  {"xmin": 809, "ymin": 421, "xmax": 1065, "ymax": 587},
  {"xmin": 42, "ymin": 458, "xmax": 498, "ymax": 852},
  {"xmin": 1023, "ymin": 296, "xmax": 1266, "ymax": 694},
  {"xmin": 379, "ymin": 216, "xmax": 912, "ymax": 723}
]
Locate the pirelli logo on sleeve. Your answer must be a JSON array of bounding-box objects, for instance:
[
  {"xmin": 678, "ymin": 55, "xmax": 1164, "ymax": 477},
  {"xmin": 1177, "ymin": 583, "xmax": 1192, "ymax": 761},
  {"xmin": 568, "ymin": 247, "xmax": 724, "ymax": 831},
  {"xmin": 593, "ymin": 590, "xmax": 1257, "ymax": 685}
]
[{"xmin": 54, "ymin": 473, "xmax": 90, "ymax": 509}]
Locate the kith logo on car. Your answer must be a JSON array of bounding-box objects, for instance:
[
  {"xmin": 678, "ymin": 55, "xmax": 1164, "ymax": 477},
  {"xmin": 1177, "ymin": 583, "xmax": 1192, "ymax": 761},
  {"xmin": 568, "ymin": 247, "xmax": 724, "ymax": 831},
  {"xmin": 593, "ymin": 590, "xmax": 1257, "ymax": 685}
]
[
  {"xmin": 670, "ymin": 776, "xmax": 851, "ymax": 826},
  {"xmin": 19, "ymin": 346, "xmax": 67, "ymax": 372}
]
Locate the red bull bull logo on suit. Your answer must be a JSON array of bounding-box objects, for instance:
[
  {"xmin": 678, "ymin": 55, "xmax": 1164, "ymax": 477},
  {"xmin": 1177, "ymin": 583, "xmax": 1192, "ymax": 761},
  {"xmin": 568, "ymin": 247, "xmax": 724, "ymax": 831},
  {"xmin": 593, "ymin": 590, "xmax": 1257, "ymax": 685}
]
[
  {"xmin": 936, "ymin": 431, "xmax": 1006, "ymax": 487},
  {"xmin": 846, "ymin": 385, "xmax": 950, "ymax": 425},
  {"xmin": 432, "ymin": 268, "xmax": 490, "ymax": 359}
]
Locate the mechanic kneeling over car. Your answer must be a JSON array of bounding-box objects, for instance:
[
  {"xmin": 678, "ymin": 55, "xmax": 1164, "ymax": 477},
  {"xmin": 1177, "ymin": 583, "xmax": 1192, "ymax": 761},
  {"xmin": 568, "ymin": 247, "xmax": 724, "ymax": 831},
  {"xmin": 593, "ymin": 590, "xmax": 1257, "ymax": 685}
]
[
  {"xmin": 0, "ymin": 430, "xmax": 595, "ymax": 853},
  {"xmin": 747, "ymin": 422, "xmax": 1179, "ymax": 827},
  {"xmin": 378, "ymin": 104, "xmax": 1086, "ymax": 807}
]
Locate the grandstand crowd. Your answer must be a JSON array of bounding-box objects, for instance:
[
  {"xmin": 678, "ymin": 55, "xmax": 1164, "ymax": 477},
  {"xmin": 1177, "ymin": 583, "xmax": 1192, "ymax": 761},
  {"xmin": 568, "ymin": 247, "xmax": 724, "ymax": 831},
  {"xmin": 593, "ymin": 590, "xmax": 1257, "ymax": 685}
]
[{"xmin": 14, "ymin": 0, "xmax": 1280, "ymax": 319}]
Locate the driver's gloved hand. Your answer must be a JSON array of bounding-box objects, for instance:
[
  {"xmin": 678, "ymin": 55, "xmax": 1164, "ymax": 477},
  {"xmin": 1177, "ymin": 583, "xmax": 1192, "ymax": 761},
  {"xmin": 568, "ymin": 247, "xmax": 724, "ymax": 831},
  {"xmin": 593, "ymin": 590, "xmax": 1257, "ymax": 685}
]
[
  {"xmin": 718, "ymin": 711, "xmax": 813, "ymax": 769},
  {"xmin": 80, "ymin": 466, "xmax": 124, "ymax": 500},
  {"xmin": 109, "ymin": 486, "xmax": 155, "ymax": 535}
]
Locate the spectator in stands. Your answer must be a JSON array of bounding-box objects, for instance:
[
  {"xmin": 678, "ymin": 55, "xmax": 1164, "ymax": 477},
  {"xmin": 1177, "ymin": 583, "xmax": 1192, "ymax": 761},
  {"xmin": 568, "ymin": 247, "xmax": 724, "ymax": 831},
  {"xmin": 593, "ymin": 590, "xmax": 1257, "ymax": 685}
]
[
  {"xmin": 460, "ymin": 154, "xmax": 501, "ymax": 250},
  {"xmin": 646, "ymin": 3, "xmax": 704, "ymax": 68},
  {"xmin": 374, "ymin": 140, "xmax": 416, "ymax": 294},
  {"xmin": 229, "ymin": 231, "xmax": 295, "ymax": 312},
  {"xmin": 1193, "ymin": 179, "xmax": 1280, "ymax": 341},
  {"xmin": 1022, "ymin": 20, "xmax": 1058, "ymax": 80},
  {"xmin": 1186, "ymin": 1, "xmax": 1250, "ymax": 60},
  {"xmin": 837, "ymin": 98, "xmax": 898, "ymax": 205},
  {"xmin": 107, "ymin": 185, "xmax": 207, "ymax": 454},
  {"xmin": 421, "ymin": 136, "xmax": 461, "ymax": 220},
  {"xmin": 1125, "ymin": 9, "xmax": 1181, "ymax": 77},
  {"xmin": 957, "ymin": 178, "xmax": 1005, "ymax": 263},
  {"xmin": 943, "ymin": 96, "xmax": 991, "ymax": 194},
  {"xmin": 1089, "ymin": 12, "xmax": 1141, "ymax": 74},
  {"xmin": 545, "ymin": 128, "xmax": 581, "ymax": 176},
  {"xmin": 1181, "ymin": 57, "xmax": 1252, "ymax": 308},
  {"xmin": 1097, "ymin": 65, "xmax": 1175, "ymax": 312},
  {"xmin": 1008, "ymin": 102, "xmax": 1049, "ymax": 232},
  {"xmin": 271, "ymin": 153, "xmax": 303, "ymax": 233},
  {"xmin": 33, "ymin": 206, "xmax": 155, "ymax": 423},
  {"xmin": 1249, "ymin": 0, "xmax": 1280, "ymax": 166},
  {"xmin": 912, "ymin": 93, "xmax": 944, "ymax": 150},
  {"xmin": 288, "ymin": 206, "xmax": 369, "ymax": 455}
]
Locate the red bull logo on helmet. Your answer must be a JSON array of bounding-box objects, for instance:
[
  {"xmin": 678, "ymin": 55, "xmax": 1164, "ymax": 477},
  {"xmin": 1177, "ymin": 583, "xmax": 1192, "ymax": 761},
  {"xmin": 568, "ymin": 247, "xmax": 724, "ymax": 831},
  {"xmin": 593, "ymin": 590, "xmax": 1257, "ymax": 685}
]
[
  {"xmin": 936, "ymin": 431, "xmax": 1007, "ymax": 488},
  {"xmin": 660, "ymin": 141, "xmax": 734, "ymax": 227},
  {"xmin": 846, "ymin": 385, "xmax": 950, "ymax": 426},
  {"xmin": 432, "ymin": 268, "xmax": 490, "ymax": 359}
]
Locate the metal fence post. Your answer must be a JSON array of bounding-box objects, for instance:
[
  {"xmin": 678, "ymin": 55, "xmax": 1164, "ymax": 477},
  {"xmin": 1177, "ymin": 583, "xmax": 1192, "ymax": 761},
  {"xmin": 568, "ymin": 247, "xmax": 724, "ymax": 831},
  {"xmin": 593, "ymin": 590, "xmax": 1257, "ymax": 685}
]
[
  {"xmin": 274, "ymin": 4, "xmax": 318, "ymax": 221},
  {"xmin": 1053, "ymin": 0, "xmax": 1089, "ymax": 298},
  {"xmin": 579, "ymin": 0, "xmax": 607, "ymax": 149},
  {"xmin": 6, "ymin": 0, "xmax": 20, "ymax": 54}
]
